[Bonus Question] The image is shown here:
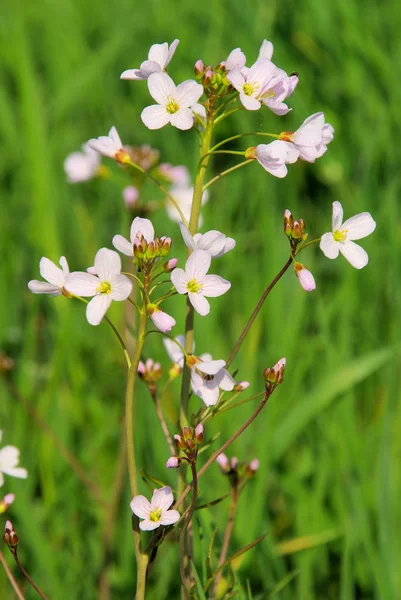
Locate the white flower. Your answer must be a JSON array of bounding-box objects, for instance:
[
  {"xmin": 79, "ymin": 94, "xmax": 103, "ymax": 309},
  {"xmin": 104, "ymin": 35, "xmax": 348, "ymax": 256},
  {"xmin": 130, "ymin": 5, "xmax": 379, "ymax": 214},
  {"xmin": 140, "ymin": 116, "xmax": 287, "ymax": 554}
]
[
  {"xmin": 130, "ymin": 486, "xmax": 180, "ymax": 531},
  {"xmin": 320, "ymin": 201, "xmax": 376, "ymax": 269},
  {"xmin": 64, "ymin": 143, "xmax": 100, "ymax": 183},
  {"xmin": 191, "ymin": 359, "xmax": 235, "ymax": 406},
  {"xmin": 171, "ymin": 250, "xmax": 231, "ymax": 316},
  {"xmin": 147, "ymin": 304, "xmax": 176, "ymax": 333},
  {"xmin": 120, "ymin": 40, "xmax": 179, "ymax": 80},
  {"xmin": 0, "ymin": 431, "xmax": 28, "ymax": 487},
  {"xmin": 227, "ymin": 57, "xmax": 278, "ymax": 111},
  {"xmin": 255, "ymin": 141, "xmax": 299, "ymax": 178},
  {"xmin": 166, "ymin": 185, "xmax": 209, "ymax": 225},
  {"xmin": 261, "ymin": 73, "xmax": 298, "ymax": 116},
  {"xmin": 65, "ymin": 248, "xmax": 132, "ymax": 325},
  {"xmin": 178, "ymin": 222, "xmax": 235, "ymax": 258},
  {"xmin": 113, "ymin": 217, "xmax": 155, "ymax": 257},
  {"xmin": 225, "ymin": 48, "xmax": 247, "ymax": 72},
  {"xmin": 87, "ymin": 126, "xmax": 126, "ymax": 160},
  {"xmin": 285, "ymin": 113, "xmax": 334, "ymax": 163},
  {"xmin": 163, "ymin": 335, "xmax": 187, "ymax": 368},
  {"xmin": 28, "ymin": 257, "xmax": 69, "ymax": 296},
  {"xmin": 141, "ymin": 72, "xmax": 204, "ymax": 131}
]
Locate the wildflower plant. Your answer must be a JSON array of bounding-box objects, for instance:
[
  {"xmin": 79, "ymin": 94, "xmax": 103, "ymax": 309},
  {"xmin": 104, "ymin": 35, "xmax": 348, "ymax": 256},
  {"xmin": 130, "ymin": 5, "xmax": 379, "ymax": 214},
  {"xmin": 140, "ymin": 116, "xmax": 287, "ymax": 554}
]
[{"xmin": 21, "ymin": 37, "xmax": 376, "ymax": 599}]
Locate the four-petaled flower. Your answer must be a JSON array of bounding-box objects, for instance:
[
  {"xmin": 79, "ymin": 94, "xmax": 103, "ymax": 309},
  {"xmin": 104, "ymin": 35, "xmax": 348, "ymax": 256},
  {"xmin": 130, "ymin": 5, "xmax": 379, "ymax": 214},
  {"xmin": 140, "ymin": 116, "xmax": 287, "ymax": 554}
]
[
  {"xmin": 320, "ymin": 201, "xmax": 376, "ymax": 269},
  {"xmin": 64, "ymin": 143, "xmax": 100, "ymax": 183},
  {"xmin": 87, "ymin": 126, "xmax": 129, "ymax": 163},
  {"xmin": 178, "ymin": 222, "xmax": 235, "ymax": 258},
  {"xmin": 121, "ymin": 40, "xmax": 179, "ymax": 81},
  {"xmin": 171, "ymin": 250, "xmax": 231, "ymax": 315},
  {"xmin": 28, "ymin": 257, "xmax": 70, "ymax": 296},
  {"xmin": 254, "ymin": 141, "xmax": 299, "ymax": 178},
  {"xmin": 227, "ymin": 58, "xmax": 277, "ymax": 111},
  {"xmin": 141, "ymin": 73, "xmax": 204, "ymax": 130},
  {"xmin": 0, "ymin": 431, "xmax": 28, "ymax": 488},
  {"xmin": 113, "ymin": 217, "xmax": 155, "ymax": 257},
  {"xmin": 130, "ymin": 486, "xmax": 180, "ymax": 531},
  {"xmin": 65, "ymin": 248, "xmax": 132, "ymax": 325},
  {"xmin": 191, "ymin": 358, "xmax": 235, "ymax": 406},
  {"xmin": 281, "ymin": 113, "xmax": 334, "ymax": 163}
]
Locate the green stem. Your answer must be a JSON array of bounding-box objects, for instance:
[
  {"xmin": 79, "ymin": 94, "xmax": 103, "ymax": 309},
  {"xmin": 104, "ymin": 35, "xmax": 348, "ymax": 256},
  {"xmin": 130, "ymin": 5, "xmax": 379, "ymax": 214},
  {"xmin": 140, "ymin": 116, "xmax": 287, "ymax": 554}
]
[
  {"xmin": 203, "ymin": 160, "xmax": 253, "ymax": 192},
  {"xmin": 295, "ymin": 237, "xmax": 321, "ymax": 253},
  {"xmin": 135, "ymin": 553, "xmax": 150, "ymax": 600},
  {"xmin": 212, "ymin": 484, "xmax": 239, "ymax": 599},
  {"xmin": 209, "ymin": 131, "xmax": 278, "ymax": 153}
]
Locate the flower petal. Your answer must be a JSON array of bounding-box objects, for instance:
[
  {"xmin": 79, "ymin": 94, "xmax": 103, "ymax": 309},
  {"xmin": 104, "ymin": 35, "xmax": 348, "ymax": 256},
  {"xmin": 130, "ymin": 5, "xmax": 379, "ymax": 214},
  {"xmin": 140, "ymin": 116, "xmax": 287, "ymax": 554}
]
[
  {"xmin": 147, "ymin": 72, "xmax": 176, "ymax": 104},
  {"xmin": 171, "ymin": 268, "xmax": 189, "ymax": 294},
  {"xmin": 215, "ymin": 237, "xmax": 236, "ymax": 258},
  {"xmin": 178, "ymin": 222, "xmax": 196, "ymax": 251},
  {"xmin": 188, "ymin": 293, "xmax": 210, "ymax": 316},
  {"xmin": 197, "ymin": 359, "xmax": 226, "ymax": 375},
  {"xmin": 199, "ymin": 385, "xmax": 219, "ymax": 406},
  {"xmin": 259, "ymin": 39, "xmax": 274, "ymax": 60},
  {"xmin": 170, "ymin": 108, "xmax": 195, "ymax": 130},
  {"xmin": 112, "ymin": 235, "xmax": 133, "ymax": 256},
  {"xmin": 130, "ymin": 217, "xmax": 155, "ymax": 243},
  {"xmin": 201, "ymin": 275, "xmax": 231, "ymax": 297},
  {"xmin": 86, "ymin": 295, "xmax": 112, "ymax": 325},
  {"xmin": 175, "ymin": 80, "xmax": 203, "ymax": 107},
  {"xmin": 218, "ymin": 370, "xmax": 235, "ymax": 391},
  {"xmin": 196, "ymin": 231, "xmax": 226, "ymax": 256},
  {"xmin": 40, "ymin": 257, "xmax": 65, "ymax": 286},
  {"xmin": 159, "ymin": 509, "xmax": 180, "ymax": 526},
  {"xmin": 341, "ymin": 212, "xmax": 376, "ymax": 240},
  {"xmin": 109, "ymin": 274, "xmax": 132, "ymax": 300},
  {"xmin": 108, "ymin": 126, "xmax": 122, "ymax": 149},
  {"xmin": 148, "ymin": 42, "xmax": 169, "ymax": 67},
  {"xmin": 332, "ymin": 201, "xmax": 344, "ymax": 231},
  {"xmin": 151, "ymin": 486, "xmax": 174, "ymax": 511},
  {"xmin": 320, "ymin": 233, "xmax": 340, "ymax": 259},
  {"xmin": 95, "ymin": 248, "xmax": 121, "ymax": 281},
  {"xmin": 339, "ymin": 240, "xmax": 369, "ymax": 269},
  {"xmin": 140, "ymin": 519, "xmax": 160, "ymax": 531},
  {"xmin": 166, "ymin": 39, "xmax": 180, "ymax": 65},
  {"xmin": 141, "ymin": 105, "xmax": 170, "ymax": 130},
  {"xmin": 28, "ymin": 281, "xmax": 62, "ymax": 296},
  {"xmin": 65, "ymin": 272, "xmax": 99, "ymax": 296},
  {"xmin": 185, "ymin": 250, "xmax": 211, "ymax": 280},
  {"xmin": 226, "ymin": 48, "xmax": 246, "ymax": 71},
  {"xmin": 130, "ymin": 495, "xmax": 151, "ymax": 518}
]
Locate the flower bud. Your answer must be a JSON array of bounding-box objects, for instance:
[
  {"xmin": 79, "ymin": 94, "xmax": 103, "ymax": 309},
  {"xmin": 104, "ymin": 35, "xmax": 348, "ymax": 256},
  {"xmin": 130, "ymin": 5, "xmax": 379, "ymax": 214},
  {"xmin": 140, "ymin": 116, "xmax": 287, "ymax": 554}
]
[
  {"xmin": 194, "ymin": 423, "xmax": 204, "ymax": 444},
  {"xmin": 168, "ymin": 362, "xmax": 182, "ymax": 379},
  {"xmin": 203, "ymin": 67, "xmax": 213, "ymax": 85},
  {"xmin": 162, "ymin": 258, "xmax": 178, "ymax": 273},
  {"xmin": 264, "ymin": 357, "xmax": 286, "ymax": 389},
  {"xmin": 182, "ymin": 426, "xmax": 192, "ymax": 441},
  {"xmin": 166, "ymin": 456, "xmax": 181, "ymax": 468},
  {"xmin": 194, "ymin": 59, "xmax": 205, "ymax": 78},
  {"xmin": 230, "ymin": 457, "xmax": 239, "ymax": 470},
  {"xmin": 123, "ymin": 186, "xmax": 139, "ymax": 209},
  {"xmin": 3, "ymin": 521, "xmax": 18, "ymax": 547},
  {"xmin": 159, "ymin": 236, "xmax": 172, "ymax": 257},
  {"xmin": 291, "ymin": 221, "xmax": 303, "ymax": 240},
  {"xmin": 249, "ymin": 459, "xmax": 259, "ymax": 472},
  {"xmin": 245, "ymin": 146, "xmax": 257, "ymax": 160},
  {"xmin": 174, "ymin": 434, "xmax": 186, "ymax": 451},
  {"xmin": 234, "ymin": 381, "xmax": 250, "ymax": 392},
  {"xmin": 146, "ymin": 240, "xmax": 157, "ymax": 259},
  {"xmin": 0, "ymin": 493, "xmax": 15, "ymax": 514},
  {"xmin": 294, "ymin": 262, "xmax": 316, "ymax": 292},
  {"xmin": 216, "ymin": 453, "xmax": 230, "ymax": 471},
  {"xmin": 284, "ymin": 209, "xmax": 293, "ymax": 237}
]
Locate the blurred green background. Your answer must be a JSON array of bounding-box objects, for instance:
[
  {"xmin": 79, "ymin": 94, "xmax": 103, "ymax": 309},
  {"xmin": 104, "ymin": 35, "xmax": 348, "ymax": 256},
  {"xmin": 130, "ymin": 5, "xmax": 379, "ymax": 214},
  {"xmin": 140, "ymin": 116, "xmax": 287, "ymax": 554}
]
[{"xmin": 1, "ymin": 0, "xmax": 401, "ymax": 598}]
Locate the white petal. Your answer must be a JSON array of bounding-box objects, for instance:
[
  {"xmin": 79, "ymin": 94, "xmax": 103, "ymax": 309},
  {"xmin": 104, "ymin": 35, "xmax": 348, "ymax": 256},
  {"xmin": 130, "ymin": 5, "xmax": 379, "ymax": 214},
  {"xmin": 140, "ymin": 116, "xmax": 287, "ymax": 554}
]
[
  {"xmin": 120, "ymin": 68, "xmax": 143, "ymax": 80},
  {"xmin": 185, "ymin": 250, "xmax": 211, "ymax": 280},
  {"xmin": 140, "ymin": 519, "xmax": 161, "ymax": 531},
  {"xmin": 109, "ymin": 126, "xmax": 122, "ymax": 149},
  {"xmin": 147, "ymin": 72, "xmax": 176, "ymax": 104},
  {"xmin": 320, "ymin": 233, "xmax": 340, "ymax": 259},
  {"xmin": 175, "ymin": 80, "xmax": 203, "ymax": 107},
  {"xmin": 171, "ymin": 268, "xmax": 189, "ymax": 294},
  {"xmin": 170, "ymin": 108, "xmax": 195, "ymax": 130},
  {"xmin": 201, "ymin": 275, "xmax": 231, "ymax": 297},
  {"xmin": 130, "ymin": 495, "xmax": 151, "ymax": 518},
  {"xmin": 65, "ymin": 272, "xmax": 99, "ymax": 296},
  {"xmin": 294, "ymin": 113, "xmax": 325, "ymax": 146},
  {"xmin": 112, "ymin": 235, "xmax": 133, "ymax": 256},
  {"xmin": 160, "ymin": 509, "xmax": 180, "ymax": 526},
  {"xmin": 178, "ymin": 222, "xmax": 195, "ymax": 250},
  {"xmin": 259, "ymin": 39, "xmax": 274, "ymax": 60},
  {"xmin": 226, "ymin": 68, "xmax": 245, "ymax": 91},
  {"xmin": 109, "ymin": 274, "xmax": 132, "ymax": 300},
  {"xmin": 141, "ymin": 105, "xmax": 170, "ymax": 130},
  {"xmin": 130, "ymin": 217, "xmax": 155, "ymax": 243},
  {"xmin": 0, "ymin": 446, "xmax": 20, "ymax": 469},
  {"xmin": 28, "ymin": 281, "xmax": 62, "ymax": 296},
  {"xmin": 163, "ymin": 335, "xmax": 185, "ymax": 364},
  {"xmin": 40, "ymin": 257, "xmax": 65, "ymax": 286},
  {"xmin": 2, "ymin": 466, "xmax": 28, "ymax": 479},
  {"xmin": 195, "ymin": 231, "xmax": 226, "ymax": 256},
  {"xmin": 218, "ymin": 370, "xmax": 235, "ymax": 391},
  {"xmin": 166, "ymin": 39, "xmax": 180, "ymax": 66},
  {"xmin": 95, "ymin": 248, "xmax": 121, "ymax": 281},
  {"xmin": 59, "ymin": 257, "xmax": 69, "ymax": 276},
  {"xmin": 226, "ymin": 48, "xmax": 246, "ymax": 71},
  {"xmin": 339, "ymin": 241, "xmax": 369, "ymax": 269},
  {"xmin": 86, "ymin": 295, "xmax": 112, "ymax": 325},
  {"xmin": 239, "ymin": 93, "xmax": 261, "ymax": 111},
  {"xmin": 148, "ymin": 42, "xmax": 169, "ymax": 67},
  {"xmin": 151, "ymin": 486, "xmax": 174, "ymax": 511},
  {"xmin": 188, "ymin": 293, "xmax": 210, "ymax": 315},
  {"xmin": 332, "ymin": 201, "xmax": 344, "ymax": 231},
  {"xmin": 341, "ymin": 212, "xmax": 376, "ymax": 240},
  {"xmin": 200, "ymin": 385, "xmax": 220, "ymax": 406},
  {"xmin": 87, "ymin": 138, "xmax": 116, "ymax": 158},
  {"xmin": 197, "ymin": 359, "xmax": 226, "ymax": 375},
  {"xmin": 215, "ymin": 237, "xmax": 236, "ymax": 258}
]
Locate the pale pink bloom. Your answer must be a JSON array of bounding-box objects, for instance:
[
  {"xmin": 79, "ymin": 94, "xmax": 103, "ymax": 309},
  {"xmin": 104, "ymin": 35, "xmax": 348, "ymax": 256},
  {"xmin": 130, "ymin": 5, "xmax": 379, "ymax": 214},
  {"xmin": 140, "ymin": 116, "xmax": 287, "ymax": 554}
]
[
  {"xmin": 113, "ymin": 217, "xmax": 155, "ymax": 257},
  {"xmin": 289, "ymin": 113, "xmax": 334, "ymax": 162},
  {"xmin": 130, "ymin": 486, "xmax": 180, "ymax": 531},
  {"xmin": 171, "ymin": 250, "xmax": 231, "ymax": 316},
  {"xmin": 64, "ymin": 143, "xmax": 100, "ymax": 183},
  {"xmin": 65, "ymin": 248, "xmax": 132, "ymax": 325},
  {"xmin": 235, "ymin": 381, "xmax": 250, "ymax": 391},
  {"xmin": 123, "ymin": 186, "xmax": 139, "ymax": 208},
  {"xmin": 227, "ymin": 57, "xmax": 278, "ymax": 111},
  {"xmin": 166, "ymin": 185, "xmax": 209, "ymax": 225},
  {"xmin": 178, "ymin": 222, "xmax": 235, "ymax": 258},
  {"xmin": 87, "ymin": 127, "xmax": 124, "ymax": 159},
  {"xmin": 0, "ymin": 431, "xmax": 28, "ymax": 488},
  {"xmin": 121, "ymin": 40, "xmax": 179, "ymax": 81},
  {"xmin": 28, "ymin": 257, "xmax": 69, "ymax": 296},
  {"xmin": 294, "ymin": 262, "xmax": 316, "ymax": 291},
  {"xmin": 320, "ymin": 201, "xmax": 376, "ymax": 269},
  {"xmin": 137, "ymin": 358, "xmax": 162, "ymax": 379},
  {"xmin": 191, "ymin": 358, "xmax": 235, "ymax": 406},
  {"xmin": 163, "ymin": 334, "xmax": 187, "ymax": 368},
  {"xmin": 225, "ymin": 48, "xmax": 246, "ymax": 72},
  {"xmin": 166, "ymin": 457, "xmax": 180, "ymax": 469},
  {"xmin": 258, "ymin": 39, "xmax": 274, "ymax": 60},
  {"xmin": 0, "ymin": 493, "xmax": 15, "ymax": 514},
  {"xmin": 194, "ymin": 423, "xmax": 204, "ymax": 442},
  {"xmin": 216, "ymin": 453, "xmax": 229, "ymax": 470},
  {"xmin": 162, "ymin": 258, "xmax": 178, "ymax": 273},
  {"xmin": 141, "ymin": 73, "xmax": 203, "ymax": 130},
  {"xmin": 261, "ymin": 73, "xmax": 298, "ymax": 116},
  {"xmin": 255, "ymin": 141, "xmax": 299, "ymax": 178},
  {"xmin": 158, "ymin": 163, "xmax": 191, "ymax": 187},
  {"xmin": 230, "ymin": 457, "xmax": 239, "ymax": 469},
  {"xmin": 147, "ymin": 304, "xmax": 176, "ymax": 333},
  {"xmin": 249, "ymin": 459, "xmax": 260, "ymax": 472}
]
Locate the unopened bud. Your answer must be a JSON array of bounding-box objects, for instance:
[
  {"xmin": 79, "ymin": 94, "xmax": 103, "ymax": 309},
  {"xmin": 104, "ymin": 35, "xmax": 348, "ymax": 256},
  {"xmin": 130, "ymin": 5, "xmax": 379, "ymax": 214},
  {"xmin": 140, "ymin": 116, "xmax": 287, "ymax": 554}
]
[
  {"xmin": 284, "ymin": 209, "xmax": 293, "ymax": 236},
  {"xmin": 3, "ymin": 521, "xmax": 18, "ymax": 547},
  {"xmin": 194, "ymin": 423, "xmax": 204, "ymax": 443},
  {"xmin": 159, "ymin": 236, "xmax": 172, "ymax": 257},
  {"xmin": 194, "ymin": 59, "xmax": 205, "ymax": 78},
  {"xmin": 182, "ymin": 426, "xmax": 192, "ymax": 441},
  {"xmin": 134, "ymin": 238, "xmax": 145, "ymax": 259},
  {"xmin": 162, "ymin": 258, "xmax": 178, "ymax": 272},
  {"xmin": 168, "ymin": 363, "xmax": 182, "ymax": 379},
  {"xmin": 294, "ymin": 262, "xmax": 316, "ymax": 292},
  {"xmin": 0, "ymin": 493, "xmax": 15, "ymax": 514},
  {"xmin": 264, "ymin": 357, "xmax": 286, "ymax": 389},
  {"xmin": 230, "ymin": 457, "xmax": 239, "ymax": 470},
  {"xmin": 291, "ymin": 221, "xmax": 303, "ymax": 239},
  {"xmin": 234, "ymin": 381, "xmax": 250, "ymax": 392},
  {"xmin": 166, "ymin": 456, "xmax": 181, "ymax": 469},
  {"xmin": 203, "ymin": 67, "xmax": 213, "ymax": 85},
  {"xmin": 123, "ymin": 185, "xmax": 139, "ymax": 209},
  {"xmin": 174, "ymin": 434, "xmax": 186, "ymax": 451},
  {"xmin": 249, "ymin": 459, "xmax": 259, "ymax": 472},
  {"xmin": 216, "ymin": 453, "xmax": 230, "ymax": 471}
]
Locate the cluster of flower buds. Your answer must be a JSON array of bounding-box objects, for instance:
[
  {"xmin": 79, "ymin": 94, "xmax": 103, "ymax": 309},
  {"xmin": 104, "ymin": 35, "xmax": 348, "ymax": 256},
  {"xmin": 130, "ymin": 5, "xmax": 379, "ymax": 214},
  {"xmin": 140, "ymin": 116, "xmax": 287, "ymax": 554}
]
[
  {"xmin": 216, "ymin": 453, "xmax": 259, "ymax": 487},
  {"xmin": 137, "ymin": 359, "xmax": 162, "ymax": 394},
  {"xmin": 284, "ymin": 209, "xmax": 307, "ymax": 248},
  {"xmin": 263, "ymin": 357, "xmax": 286, "ymax": 392},
  {"xmin": 0, "ymin": 493, "xmax": 15, "ymax": 514},
  {"xmin": 134, "ymin": 234, "xmax": 172, "ymax": 271},
  {"xmin": 194, "ymin": 60, "xmax": 230, "ymax": 98},
  {"xmin": 3, "ymin": 520, "xmax": 18, "ymax": 552},
  {"xmin": 166, "ymin": 424, "xmax": 204, "ymax": 468}
]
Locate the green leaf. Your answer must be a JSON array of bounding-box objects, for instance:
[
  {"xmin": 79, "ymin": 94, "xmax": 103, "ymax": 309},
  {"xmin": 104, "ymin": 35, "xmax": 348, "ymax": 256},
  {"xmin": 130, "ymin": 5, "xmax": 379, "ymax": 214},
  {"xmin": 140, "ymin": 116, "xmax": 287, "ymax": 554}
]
[{"xmin": 191, "ymin": 560, "xmax": 207, "ymax": 600}]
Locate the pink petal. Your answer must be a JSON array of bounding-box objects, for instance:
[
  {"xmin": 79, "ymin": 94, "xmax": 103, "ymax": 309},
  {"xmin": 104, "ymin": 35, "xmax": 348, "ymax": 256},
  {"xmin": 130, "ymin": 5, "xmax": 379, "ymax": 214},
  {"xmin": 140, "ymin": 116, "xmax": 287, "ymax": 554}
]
[
  {"xmin": 188, "ymin": 293, "xmax": 210, "ymax": 315},
  {"xmin": 130, "ymin": 495, "xmax": 151, "ymax": 518},
  {"xmin": 86, "ymin": 295, "xmax": 112, "ymax": 325},
  {"xmin": 141, "ymin": 105, "xmax": 170, "ymax": 130},
  {"xmin": 201, "ymin": 274, "xmax": 231, "ymax": 297}
]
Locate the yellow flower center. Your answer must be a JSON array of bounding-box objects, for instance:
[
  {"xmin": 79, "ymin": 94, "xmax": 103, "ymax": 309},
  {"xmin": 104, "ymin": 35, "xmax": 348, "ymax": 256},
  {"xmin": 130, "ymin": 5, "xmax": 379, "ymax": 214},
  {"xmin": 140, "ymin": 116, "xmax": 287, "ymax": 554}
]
[
  {"xmin": 166, "ymin": 96, "xmax": 180, "ymax": 114},
  {"xmin": 333, "ymin": 229, "xmax": 347, "ymax": 242},
  {"xmin": 149, "ymin": 507, "xmax": 163, "ymax": 522},
  {"xmin": 97, "ymin": 281, "xmax": 112, "ymax": 294},
  {"xmin": 187, "ymin": 279, "xmax": 202, "ymax": 293},
  {"xmin": 243, "ymin": 82, "xmax": 258, "ymax": 96}
]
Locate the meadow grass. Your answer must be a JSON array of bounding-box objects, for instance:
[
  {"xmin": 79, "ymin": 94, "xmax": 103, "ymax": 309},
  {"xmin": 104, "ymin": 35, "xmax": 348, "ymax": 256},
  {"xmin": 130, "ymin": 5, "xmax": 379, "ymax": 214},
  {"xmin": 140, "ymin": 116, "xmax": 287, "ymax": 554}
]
[{"xmin": 1, "ymin": 0, "xmax": 401, "ymax": 598}]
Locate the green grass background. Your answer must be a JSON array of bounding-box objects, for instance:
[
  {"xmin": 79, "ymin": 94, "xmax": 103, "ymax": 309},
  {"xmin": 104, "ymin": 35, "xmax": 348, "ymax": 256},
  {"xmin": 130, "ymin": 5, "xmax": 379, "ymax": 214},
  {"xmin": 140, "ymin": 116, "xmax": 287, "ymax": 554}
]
[{"xmin": 1, "ymin": 0, "xmax": 401, "ymax": 598}]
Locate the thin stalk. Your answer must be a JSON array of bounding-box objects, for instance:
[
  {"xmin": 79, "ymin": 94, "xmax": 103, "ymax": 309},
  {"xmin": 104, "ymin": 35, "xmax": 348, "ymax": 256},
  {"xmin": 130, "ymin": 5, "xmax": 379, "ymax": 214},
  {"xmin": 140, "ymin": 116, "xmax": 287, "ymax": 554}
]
[
  {"xmin": 295, "ymin": 237, "xmax": 321, "ymax": 253},
  {"xmin": 226, "ymin": 256, "xmax": 293, "ymax": 369},
  {"xmin": 214, "ymin": 106, "xmax": 244, "ymax": 124},
  {"xmin": 150, "ymin": 389, "xmax": 175, "ymax": 455},
  {"xmin": 11, "ymin": 552, "xmax": 48, "ymax": 600},
  {"xmin": 174, "ymin": 390, "xmax": 270, "ymax": 510},
  {"xmin": 0, "ymin": 550, "xmax": 25, "ymax": 600},
  {"xmin": 203, "ymin": 160, "xmax": 253, "ymax": 192},
  {"xmin": 179, "ymin": 462, "xmax": 199, "ymax": 598},
  {"xmin": 209, "ymin": 131, "xmax": 278, "ymax": 153},
  {"xmin": 212, "ymin": 485, "xmax": 239, "ymax": 599}
]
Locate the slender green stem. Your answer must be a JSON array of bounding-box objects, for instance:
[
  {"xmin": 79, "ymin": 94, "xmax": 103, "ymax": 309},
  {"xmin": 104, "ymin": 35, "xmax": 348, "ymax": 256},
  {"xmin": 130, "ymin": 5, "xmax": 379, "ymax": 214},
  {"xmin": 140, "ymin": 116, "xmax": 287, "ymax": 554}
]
[
  {"xmin": 226, "ymin": 255, "xmax": 293, "ymax": 369},
  {"xmin": 295, "ymin": 237, "xmax": 321, "ymax": 253},
  {"xmin": 209, "ymin": 131, "xmax": 278, "ymax": 153},
  {"xmin": 212, "ymin": 484, "xmax": 239, "ymax": 599},
  {"xmin": 203, "ymin": 160, "xmax": 253, "ymax": 192},
  {"xmin": 214, "ymin": 105, "xmax": 244, "ymax": 124},
  {"xmin": 135, "ymin": 554, "xmax": 150, "ymax": 600},
  {"xmin": 179, "ymin": 462, "xmax": 198, "ymax": 598},
  {"xmin": 150, "ymin": 389, "xmax": 175, "ymax": 455}
]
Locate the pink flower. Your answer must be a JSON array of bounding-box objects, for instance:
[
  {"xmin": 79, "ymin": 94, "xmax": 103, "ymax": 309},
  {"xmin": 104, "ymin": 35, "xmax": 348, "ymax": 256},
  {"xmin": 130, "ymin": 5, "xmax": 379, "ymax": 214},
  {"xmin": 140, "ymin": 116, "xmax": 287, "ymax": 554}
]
[
  {"xmin": 294, "ymin": 262, "xmax": 316, "ymax": 291},
  {"xmin": 280, "ymin": 113, "xmax": 334, "ymax": 163},
  {"xmin": 147, "ymin": 304, "xmax": 176, "ymax": 333},
  {"xmin": 130, "ymin": 486, "xmax": 180, "ymax": 531},
  {"xmin": 121, "ymin": 40, "xmax": 180, "ymax": 81},
  {"xmin": 123, "ymin": 186, "xmax": 139, "ymax": 208},
  {"xmin": 254, "ymin": 141, "xmax": 299, "ymax": 178},
  {"xmin": 166, "ymin": 457, "xmax": 180, "ymax": 469}
]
